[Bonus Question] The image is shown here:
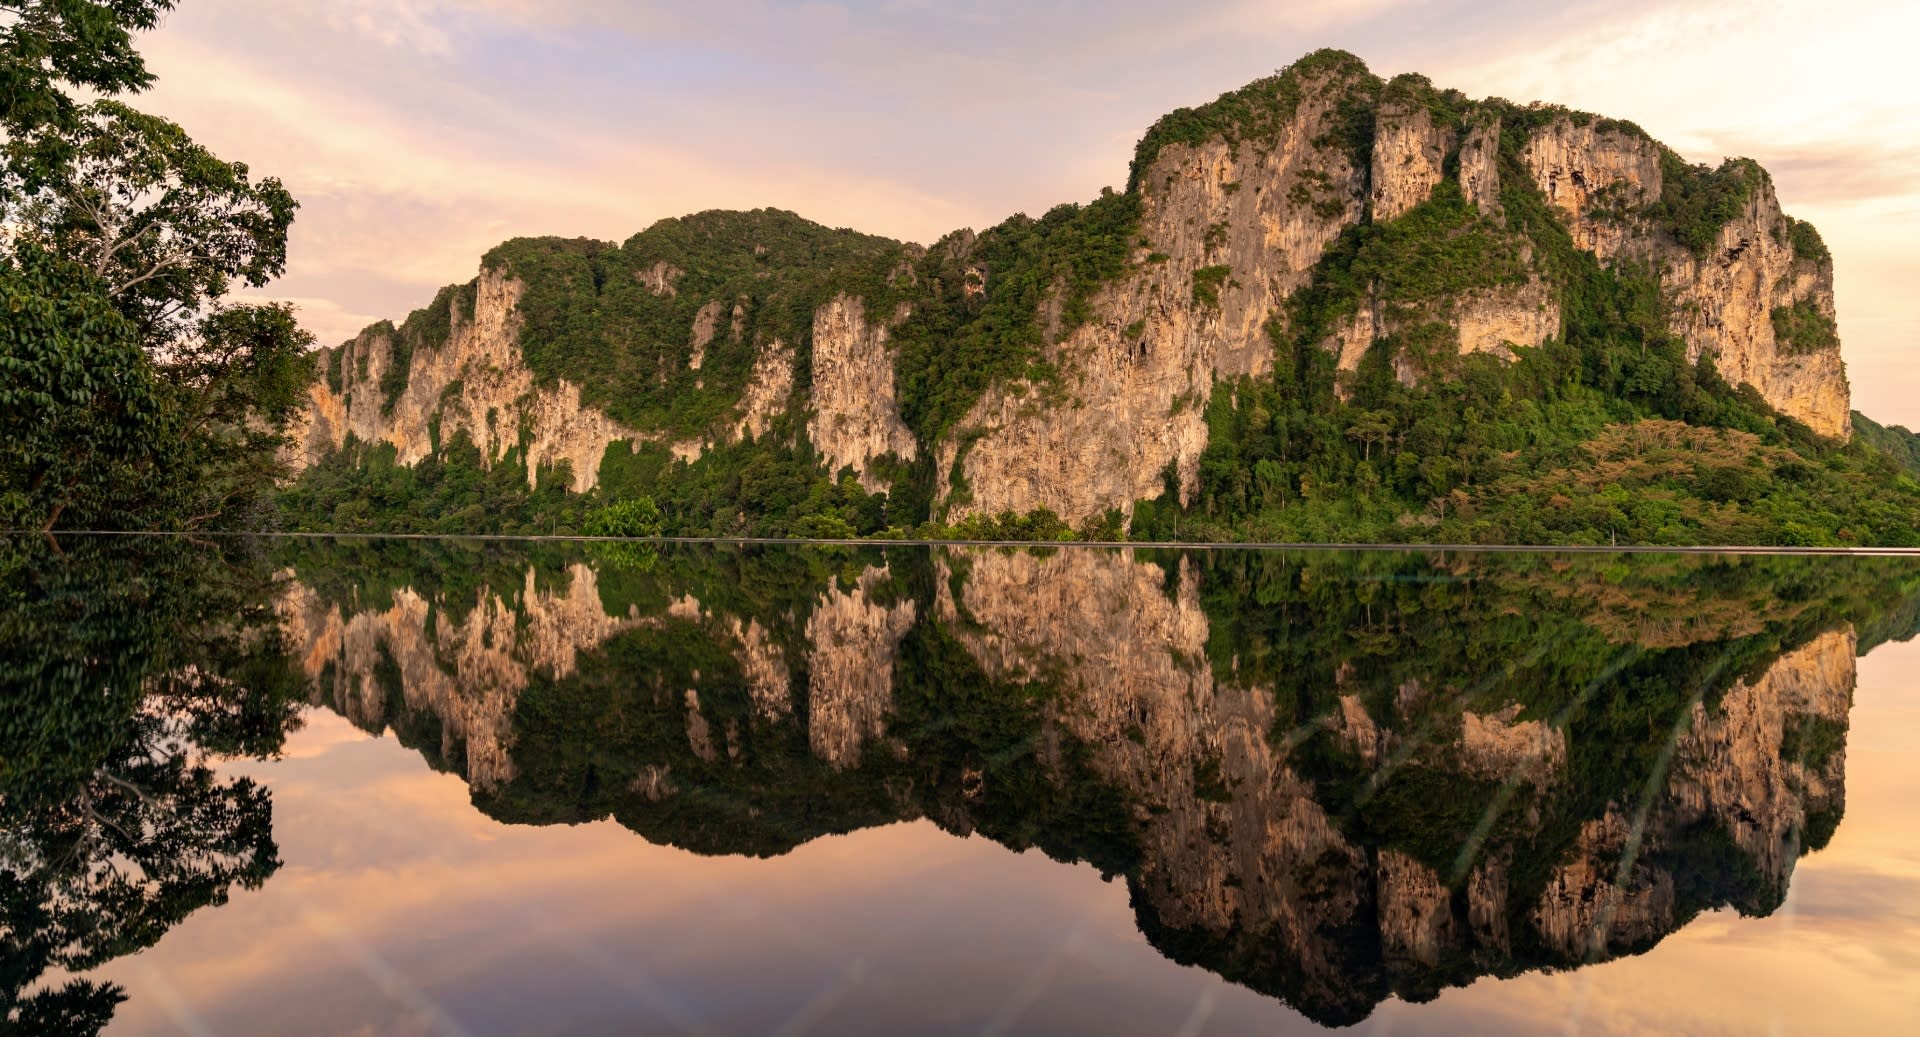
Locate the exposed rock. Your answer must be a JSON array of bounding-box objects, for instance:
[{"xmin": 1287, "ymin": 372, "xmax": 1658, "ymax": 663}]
[
  {"xmin": 1334, "ymin": 694, "xmax": 1383, "ymax": 766},
  {"xmin": 1521, "ymin": 117, "xmax": 1850, "ymax": 438},
  {"xmin": 1458, "ymin": 703, "xmax": 1566, "ymax": 787},
  {"xmin": 808, "ymin": 295, "xmax": 918, "ymax": 490},
  {"xmin": 1668, "ymin": 628, "xmax": 1855, "ymax": 883},
  {"xmin": 287, "ymin": 269, "xmax": 642, "ymax": 492},
  {"xmin": 684, "ymin": 689, "xmax": 717, "ymax": 762},
  {"xmin": 638, "ymin": 260, "xmax": 682, "ymax": 297},
  {"xmin": 1454, "ymin": 280, "xmax": 1563, "ymax": 362},
  {"xmin": 1458, "ymin": 119, "xmax": 1503, "ymax": 216},
  {"xmin": 1378, "ymin": 850, "xmax": 1458, "ymax": 967},
  {"xmin": 734, "ymin": 339, "xmax": 795, "ymax": 442},
  {"xmin": 1532, "ymin": 812, "xmax": 1677, "ymax": 958},
  {"xmin": 290, "ymin": 51, "xmax": 1856, "ymax": 530},
  {"xmin": 1370, "ymin": 100, "xmax": 1448, "ymax": 222},
  {"xmin": 943, "ymin": 62, "xmax": 1374, "ymax": 525},
  {"xmin": 688, "ymin": 299, "xmax": 724, "ymax": 371},
  {"xmin": 278, "ymin": 562, "xmax": 638, "ymax": 790},
  {"xmin": 732, "ymin": 617, "xmax": 792, "ymax": 719},
  {"xmin": 1521, "ymin": 119, "xmax": 1664, "ymax": 258}
]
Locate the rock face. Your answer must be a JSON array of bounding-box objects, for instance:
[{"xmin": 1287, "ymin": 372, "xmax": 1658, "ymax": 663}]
[
  {"xmin": 939, "ymin": 63, "xmax": 1373, "ymax": 524},
  {"xmin": 1521, "ymin": 118, "xmax": 1851, "ymax": 438},
  {"xmin": 278, "ymin": 562, "xmax": 639, "ymax": 789},
  {"xmin": 806, "ymin": 295, "xmax": 917, "ymax": 490},
  {"xmin": 290, "ymin": 51, "xmax": 1853, "ymax": 525},
  {"xmin": 804, "ymin": 564, "xmax": 917, "ymax": 768},
  {"xmin": 287, "ymin": 270, "xmax": 643, "ymax": 492}
]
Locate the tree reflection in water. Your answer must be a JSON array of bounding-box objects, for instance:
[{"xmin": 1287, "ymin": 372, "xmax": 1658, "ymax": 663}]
[{"xmin": 2, "ymin": 536, "xmax": 302, "ymax": 1035}]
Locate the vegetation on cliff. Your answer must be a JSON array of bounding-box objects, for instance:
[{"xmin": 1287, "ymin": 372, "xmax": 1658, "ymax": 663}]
[{"xmin": 277, "ymin": 48, "xmax": 1918, "ymax": 547}]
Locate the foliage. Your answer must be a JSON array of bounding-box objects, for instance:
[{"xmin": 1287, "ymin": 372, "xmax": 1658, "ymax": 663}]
[
  {"xmin": 891, "ymin": 188, "xmax": 1141, "ymax": 447},
  {"xmin": 275, "ymin": 431, "xmax": 584, "ymax": 536},
  {"xmin": 1128, "ymin": 48, "xmax": 1377, "ymax": 192},
  {"xmin": 379, "ymin": 282, "xmax": 475, "ymax": 414},
  {"xmin": 1770, "ymin": 301, "xmax": 1839, "ymax": 354},
  {"xmin": 0, "ymin": 1, "xmax": 307, "ymax": 535},
  {"xmin": 2, "ymin": 534, "xmax": 302, "ymax": 1035},
  {"xmin": 0, "ymin": 242, "xmax": 164, "ymax": 531},
  {"xmin": 1191, "ymin": 263, "xmax": 1232, "ymax": 309},
  {"xmin": 583, "ymin": 496, "xmax": 663, "ymax": 538},
  {"xmin": 485, "ymin": 210, "xmax": 904, "ymax": 436},
  {"xmin": 0, "ymin": 1, "xmax": 176, "ymax": 134},
  {"xmin": 1645, "ymin": 153, "xmax": 1765, "ymax": 258},
  {"xmin": 1786, "ymin": 218, "xmax": 1831, "ymax": 264},
  {"xmin": 275, "ymin": 49, "xmax": 1917, "ymax": 550},
  {"xmin": 3, "ymin": 99, "xmax": 297, "ymax": 342},
  {"xmin": 273, "ymin": 539, "xmax": 1920, "ymax": 1028},
  {"xmin": 1852, "ymin": 411, "xmax": 1920, "ymax": 476}
]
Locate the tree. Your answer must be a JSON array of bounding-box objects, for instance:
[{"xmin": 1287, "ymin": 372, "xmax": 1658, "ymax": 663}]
[
  {"xmin": 1, "ymin": 0, "xmax": 310, "ymax": 533},
  {"xmin": 3, "ymin": 99, "xmax": 297, "ymax": 340},
  {"xmin": 0, "ymin": 240, "xmax": 166, "ymax": 531},
  {"xmin": 0, "ymin": 2, "xmax": 178, "ymax": 134}
]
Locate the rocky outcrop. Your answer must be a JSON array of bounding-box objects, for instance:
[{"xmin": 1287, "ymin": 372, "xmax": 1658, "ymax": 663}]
[
  {"xmin": 735, "ymin": 339, "xmax": 795, "ymax": 442},
  {"xmin": 1521, "ymin": 118, "xmax": 1850, "ymax": 438},
  {"xmin": 1454, "ymin": 280, "xmax": 1562, "ymax": 362},
  {"xmin": 1458, "ymin": 119, "xmax": 1503, "ymax": 216},
  {"xmin": 273, "ymin": 542, "xmax": 1877, "ymax": 1028},
  {"xmin": 942, "ymin": 62, "xmax": 1375, "ymax": 526},
  {"xmin": 1329, "ymin": 278, "xmax": 1564, "ymax": 384},
  {"xmin": 1370, "ymin": 99, "xmax": 1448, "ymax": 222},
  {"xmin": 287, "ymin": 269, "xmax": 642, "ymax": 492},
  {"xmin": 732, "ymin": 617, "xmax": 793, "ymax": 720},
  {"xmin": 290, "ymin": 50, "xmax": 1856, "ymax": 530},
  {"xmin": 807, "ymin": 295, "xmax": 917, "ymax": 490},
  {"xmin": 1459, "ymin": 703, "xmax": 1566, "ymax": 786},
  {"xmin": 1532, "ymin": 811, "xmax": 1678, "ymax": 959},
  {"xmin": 936, "ymin": 545, "xmax": 1861, "ymax": 1015},
  {"xmin": 1668, "ymin": 628, "xmax": 1855, "ymax": 882}
]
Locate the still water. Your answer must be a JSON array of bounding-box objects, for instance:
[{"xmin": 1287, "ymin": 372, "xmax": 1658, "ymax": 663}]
[{"xmin": 5, "ymin": 536, "xmax": 1920, "ymax": 1035}]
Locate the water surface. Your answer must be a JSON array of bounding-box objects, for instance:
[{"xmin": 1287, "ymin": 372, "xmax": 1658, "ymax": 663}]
[{"xmin": 6, "ymin": 537, "xmax": 1919, "ymax": 1034}]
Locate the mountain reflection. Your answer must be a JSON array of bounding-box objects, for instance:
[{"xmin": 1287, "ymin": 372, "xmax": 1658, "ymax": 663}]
[{"xmin": 277, "ymin": 541, "xmax": 1920, "ymax": 1027}]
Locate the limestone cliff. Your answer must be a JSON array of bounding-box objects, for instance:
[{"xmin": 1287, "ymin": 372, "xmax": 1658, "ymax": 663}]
[
  {"xmin": 288, "ymin": 50, "xmax": 1856, "ymax": 533},
  {"xmin": 1522, "ymin": 119, "xmax": 1851, "ymax": 437},
  {"xmin": 933, "ymin": 546, "xmax": 1861, "ymax": 1017},
  {"xmin": 806, "ymin": 296, "xmax": 917, "ymax": 491},
  {"xmin": 287, "ymin": 271, "xmax": 648, "ymax": 492}
]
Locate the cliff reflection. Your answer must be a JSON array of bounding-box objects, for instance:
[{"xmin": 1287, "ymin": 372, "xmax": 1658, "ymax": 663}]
[{"xmin": 279, "ymin": 541, "xmax": 1919, "ymax": 1027}]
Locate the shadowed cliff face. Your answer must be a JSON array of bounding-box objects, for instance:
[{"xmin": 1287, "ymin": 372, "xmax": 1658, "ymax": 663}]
[
  {"xmin": 287, "ymin": 50, "xmax": 1855, "ymax": 532},
  {"xmin": 276, "ymin": 541, "xmax": 1914, "ymax": 1027}
]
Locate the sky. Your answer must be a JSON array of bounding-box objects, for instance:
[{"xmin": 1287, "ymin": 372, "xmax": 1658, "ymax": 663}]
[{"xmin": 130, "ymin": 0, "xmax": 1920, "ymax": 427}]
